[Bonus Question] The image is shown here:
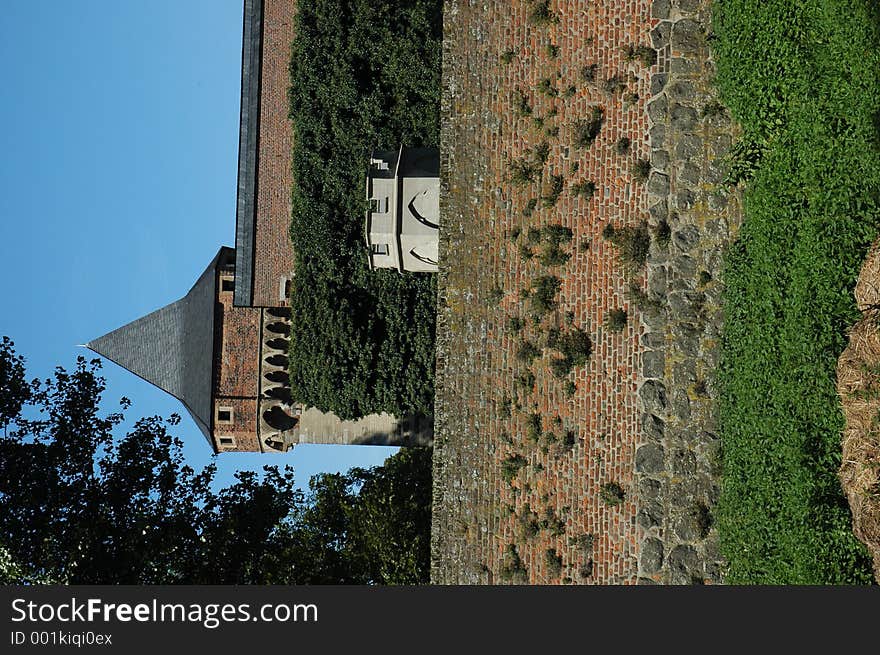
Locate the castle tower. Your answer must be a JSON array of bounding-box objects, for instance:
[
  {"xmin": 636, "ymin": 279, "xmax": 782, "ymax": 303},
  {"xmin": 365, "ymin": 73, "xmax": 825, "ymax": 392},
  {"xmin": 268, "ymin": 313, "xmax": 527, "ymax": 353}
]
[
  {"xmin": 86, "ymin": 1, "xmax": 433, "ymax": 454},
  {"xmin": 87, "ymin": 247, "xmax": 433, "ymax": 453}
]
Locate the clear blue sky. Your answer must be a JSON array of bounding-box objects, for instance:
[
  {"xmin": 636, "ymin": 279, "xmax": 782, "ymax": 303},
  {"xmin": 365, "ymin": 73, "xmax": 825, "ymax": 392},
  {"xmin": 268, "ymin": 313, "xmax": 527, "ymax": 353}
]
[{"xmin": 0, "ymin": 0, "xmax": 398, "ymax": 489}]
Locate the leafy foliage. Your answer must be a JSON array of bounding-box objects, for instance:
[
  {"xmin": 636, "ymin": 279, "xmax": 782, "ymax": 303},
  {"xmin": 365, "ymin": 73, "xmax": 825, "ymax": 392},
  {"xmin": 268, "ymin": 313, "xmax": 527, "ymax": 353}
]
[
  {"xmin": 603, "ymin": 74, "xmax": 627, "ymax": 95},
  {"xmin": 544, "ymin": 547, "xmax": 563, "ymax": 576},
  {"xmin": 529, "ymin": 274, "xmax": 562, "ymax": 317},
  {"xmin": 538, "ymin": 243, "xmax": 571, "ymax": 267},
  {"xmin": 631, "ymin": 158, "xmax": 651, "ymax": 183},
  {"xmin": 516, "ymin": 339, "xmax": 541, "ymax": 364},
  {"xmin": 0, "ymin": 345, "xmax": 432, "ymax": 584},
  {"xmin": 606, "ymin": 308, "xmax": 628, "ymax": 332},
  {"xmin": 541, "ymin": 173, "xmax": 565, "ymax": 208},
  {"xmin": 622, "ymin": 44, "xmax": 657, "ymax": 67},
  {"xmin": 541, "ymin": 224, "xmax": 573, "ymax": 246},
  {"xmin": 0, "ymin": 337, "xmax": 29, "ymax": 429},
  {"xmin": 573, "ymin": 107, "xmax": 605, "ymax": 148},
  {"xmin": 602, "ymin": 221, "xmax": 651, "ymax": 267},
  {"xmin": 287, "ymin": 0, "xmax": 442, "ymax": 419},
  {"xmin": 712, "ymin": 0, "xmax": 880, "ymax": 583},
  {"xmin": 555, "ymin": 328, "xmax": 592, "ymax": 366},
  {"xmin": 599, "ymin": 482, "xmax": 625, "ymax": 506},
  {"xmin": 572, "ymin": 180, "xmax": 597, "ymax": 199},
  {"xmin": 580, "ymin": 63, "xmax": 598, "ymax": 84},
  {"xmin": 501, "ymin": 454, "xmax": 528, "ymax": 482},
  {"xmin": 528, "ymin": 0, "xmax": 558, "ymax": 26},
  {"xmin": 500, "ymin": 543, "xmax": 528, "ymax": 582}
]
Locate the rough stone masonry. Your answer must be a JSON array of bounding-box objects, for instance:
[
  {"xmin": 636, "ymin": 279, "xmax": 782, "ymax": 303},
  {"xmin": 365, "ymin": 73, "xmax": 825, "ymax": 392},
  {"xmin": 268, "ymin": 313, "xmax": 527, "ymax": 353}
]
[{"xmin": 431, "ymin": 0, "xmax": 741, "ymax": 584}]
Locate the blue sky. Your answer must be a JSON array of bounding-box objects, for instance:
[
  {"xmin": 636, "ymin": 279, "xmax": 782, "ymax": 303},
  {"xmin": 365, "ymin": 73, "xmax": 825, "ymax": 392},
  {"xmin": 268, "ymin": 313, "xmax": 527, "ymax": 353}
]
[{"xmin": 0, "ymin": 0, "xmax": 397, "ymax": 489}]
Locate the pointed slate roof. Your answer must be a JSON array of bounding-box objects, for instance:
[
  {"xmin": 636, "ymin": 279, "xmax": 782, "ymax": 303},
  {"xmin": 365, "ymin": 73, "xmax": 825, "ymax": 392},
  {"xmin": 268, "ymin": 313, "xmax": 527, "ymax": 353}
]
[
  {"xmin": 233, "ymin": 0, "xmax": 263, "ymax": 307},
  {"xmin": 87, "ymin": 247, "xmax": 233, "ymax": 445}
]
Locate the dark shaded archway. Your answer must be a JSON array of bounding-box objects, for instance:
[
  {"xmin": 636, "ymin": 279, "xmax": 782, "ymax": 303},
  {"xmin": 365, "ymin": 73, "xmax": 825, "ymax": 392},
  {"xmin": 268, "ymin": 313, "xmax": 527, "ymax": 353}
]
[
  {"xmin": 264, "ymin": 386, "xmax": 293, "ymax": 404},
  {"xmin": 263, "ymin": 405, "xmax": 298, "ymax": 431},
  {"xmin": 265, "ymin": 322, "xmax": 290, "ymax": 336},
  {"xmin": 266, "ymin": 337, "xmax": 290, "ymax": 352},
  {"xmin": 265, "ymin": 370, "xmax": 289, "ymax": 384},
  {"xmin": 265, "ymin": 354, "xmax": 288, "ymax": 368}
]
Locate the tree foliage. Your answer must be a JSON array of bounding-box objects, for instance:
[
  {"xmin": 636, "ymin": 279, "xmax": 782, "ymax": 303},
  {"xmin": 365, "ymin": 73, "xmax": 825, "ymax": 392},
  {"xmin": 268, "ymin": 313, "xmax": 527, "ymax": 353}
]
[
  {"xmin": 286, "ymin": 0, "xmax": 442, "ymax": 419},
  {"xmin": 0, "ymin": 342, "xmax": 432, "ymax": 584}
]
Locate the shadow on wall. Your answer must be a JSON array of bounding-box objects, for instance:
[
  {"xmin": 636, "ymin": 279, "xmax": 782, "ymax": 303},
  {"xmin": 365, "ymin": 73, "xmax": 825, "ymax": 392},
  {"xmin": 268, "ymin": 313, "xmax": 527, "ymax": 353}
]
[
  {"xmin": 265, "ymin": 321, "xmax": 291, "ymax": 336},
  {"xmin": 264, "ymin": 370, "xmax": 289, "ymax": 384},
  {"xmin": 352, "ymin": 412, "xmax": 434, "ymax": 446},
  {"xmin": 263, "ymin": 405, "xmax": 298, "ymax": 431}
]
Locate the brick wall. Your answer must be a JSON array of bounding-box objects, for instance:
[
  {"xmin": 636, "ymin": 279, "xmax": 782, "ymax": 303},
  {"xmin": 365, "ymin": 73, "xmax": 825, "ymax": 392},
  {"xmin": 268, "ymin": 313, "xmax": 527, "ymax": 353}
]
[
  {"xmin": 213, "ymin": 275, "xmax": 262, "ymax": 451},
  {"xmin": 213, "ymin": 397, "xmax": 260, "ymax": 452},
  {"xmin": 252, "ymin": 0, "xmax": 296, "ymax": 307},
  {"xmin": 432, "ymin": 0, "xmax": 658, "ymax": 584}
]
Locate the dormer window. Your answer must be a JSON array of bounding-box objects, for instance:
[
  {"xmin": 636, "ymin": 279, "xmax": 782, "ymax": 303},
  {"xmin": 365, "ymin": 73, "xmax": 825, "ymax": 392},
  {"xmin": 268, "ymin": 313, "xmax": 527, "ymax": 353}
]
[
  {"xmin": 370, "ymin": 197, "xmax": 389, "ymax": 213},
  {"xmin": 371, "ymin": 243, "xmax": 389, "ymax": 256}
]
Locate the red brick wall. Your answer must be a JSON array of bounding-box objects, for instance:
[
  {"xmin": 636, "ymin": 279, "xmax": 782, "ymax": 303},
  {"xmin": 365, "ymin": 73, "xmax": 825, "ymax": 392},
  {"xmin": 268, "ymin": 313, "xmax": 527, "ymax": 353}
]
[
  {"xmin": 212, "ymin": 278, "xmax": 262, "ymax": 451},
  {"xmin": 432, "ymin": 0, "xmax": 657, "ymax": 584},
  {"xmin": 212, "ymin": 397, "xmax": 260, "ymax": 452},
  {"xmin": 252, "ymin": 0, "xmax": 296, "ymax": 307},
  {"xmin": 216, "ymin": 304, "xmax": 261, "ymax": 398}
]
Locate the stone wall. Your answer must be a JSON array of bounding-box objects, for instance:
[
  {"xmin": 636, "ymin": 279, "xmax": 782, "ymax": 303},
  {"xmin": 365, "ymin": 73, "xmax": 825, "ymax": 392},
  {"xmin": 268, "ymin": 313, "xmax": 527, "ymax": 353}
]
[
  {"xmin": 431, "ymin": 0, "xmax": 742, "ymax": 584},
  {"xmin": 634, "ymin": 0, "xmax": 741, "ymax": 583}
]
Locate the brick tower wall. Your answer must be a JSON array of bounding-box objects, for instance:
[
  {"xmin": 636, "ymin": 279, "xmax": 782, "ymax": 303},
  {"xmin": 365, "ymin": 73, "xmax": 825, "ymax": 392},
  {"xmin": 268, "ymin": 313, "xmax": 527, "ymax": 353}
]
[{"xmin": 252, "ymin": 0, "xmax": 297, "ymax": 307}]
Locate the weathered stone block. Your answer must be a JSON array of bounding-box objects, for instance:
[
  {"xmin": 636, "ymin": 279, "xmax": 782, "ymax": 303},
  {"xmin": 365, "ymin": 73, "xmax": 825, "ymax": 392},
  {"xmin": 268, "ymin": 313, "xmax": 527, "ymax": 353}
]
[
  {"xmin": 672, "ymin": 254, "xmax": 698, "ymax": 280},
  {"xmin": 674, "ymin": 188, "xmax": 696, "ymax": 211},
  {"xmin": 672, "ymin": 510, "xmax": 703, "ymax": 541},
  {"xmin": 675, "ymin": 134, "xmax": 703, "ymax": 159},
  {"xmin": 651, "ymin": 21, "xmax": 671, "ymax": 48},
  {"xmin": 636, "ymin": 443, "xmax": 666, "ymax": 473},
  {"xmin": 670, "ymin": 104, "xmax": 698, "ymax": 131},
  {"xmin": 637, "ymin": 505, "xmax": 662, "ymax": 529},
  {"xmin": 672, "ymin": 19, "xmax": 704, "ymax": 55},
  {"xmin": 666, "ymin": 80, "xmax": 696, "ymax": 104},
  {"xmin": 648, "ymin": 94, "xmax": 668, "ymax": 122},
  {"xmin": 672, "ymin": 448, "xmax": 697, "ymax": 476},
  {"xmin": 678, "ymin": 161, "xmax": 700, "ymax": 185},
  {"xmin": 652, "ymin": 0, "xmax": 670, "ymax": 19},
  {"xmin": 672, "ymin": 225, "xmax": 700, "ymax": 252},
  {"xmin": 643, "ymin": 350, "xmax": 665, "ymax": 379},
  {"xmin": 641, "ymin": 331, "xmax": 666, "ymax": 349},
  {"xmin": 651, "ymin": 73, "xmax": 669, "ymax": 95},
  {"xmin": 639, "ymin": 476, "xmax": 662, "ymax": 501},
  {"xmin": 708, "ymin": 192, "xmax": 729, "ymax": 211},
  {"xmin": 648, "ymin": 172, "xmax": 670, "ymax": 196},
  {"xmin": 640, "ymin": 380, "xmax": 668, "ymax": 413},
  {"xmin": 650, "ymin": 124, "xmax": 667, "ymax": 148},
  {"xmin": 642, "ymin": 414, "xmax": 665, "ymax": 441},
  {"xmin": 667, "ymin": 545, "xmax": 701, "ymax": 584},
  {"xmin": 641, "ymin": 537, "xmax": 665, "ymax": 573},
  {"xmin": 649, "ymin": 198, "xmax": 669, "ymax": 222},
  {"xmin": 652, "ymin": 149, "xmax": 670, "ymax": 171}
]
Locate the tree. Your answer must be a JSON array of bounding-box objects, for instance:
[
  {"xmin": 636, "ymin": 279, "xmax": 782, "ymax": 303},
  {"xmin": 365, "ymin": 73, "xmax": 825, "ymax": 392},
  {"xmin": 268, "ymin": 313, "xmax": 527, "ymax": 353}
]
[{"xmin": 0, "ymin": 339, "xmax": 432, "ymax": 584}]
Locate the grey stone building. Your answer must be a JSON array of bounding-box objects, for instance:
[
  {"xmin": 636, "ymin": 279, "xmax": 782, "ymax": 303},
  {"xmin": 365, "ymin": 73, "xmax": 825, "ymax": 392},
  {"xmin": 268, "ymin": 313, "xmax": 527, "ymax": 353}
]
[{"xmin": 365, "ymin": 146, "xmax": 440, "ymax": 273}]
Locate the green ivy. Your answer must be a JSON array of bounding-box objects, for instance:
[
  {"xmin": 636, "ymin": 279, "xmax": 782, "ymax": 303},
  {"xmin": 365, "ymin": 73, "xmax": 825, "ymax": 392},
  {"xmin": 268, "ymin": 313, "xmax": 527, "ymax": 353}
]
[{"xmin": 287, "ymin": 0, "xmax": 441, "ymax": 419}]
